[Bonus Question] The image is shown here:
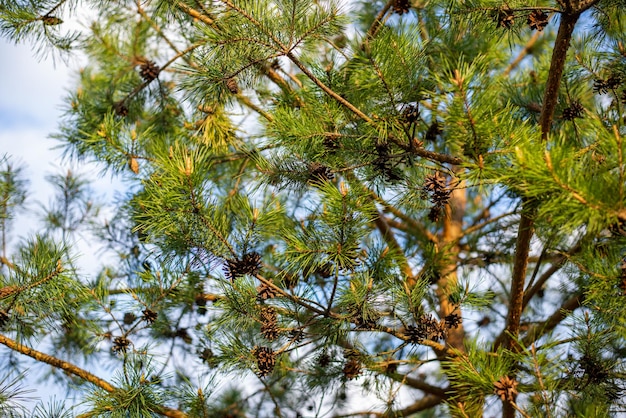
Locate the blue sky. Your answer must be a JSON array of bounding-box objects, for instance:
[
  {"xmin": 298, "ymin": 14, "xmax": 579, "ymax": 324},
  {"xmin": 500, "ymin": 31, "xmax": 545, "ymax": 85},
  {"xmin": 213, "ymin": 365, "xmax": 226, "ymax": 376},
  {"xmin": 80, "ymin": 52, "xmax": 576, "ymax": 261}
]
[
  {"xmin": 0, "ymin": 37, "xmax": 74, "ymax": 241},
  {"xmin": 0, "ymin": 34, "xmax": 127, "ymax": 413},
  {"xmin": 0, "ymin": 37, "xmax": 76, "ymax": 410},
  {"xmin": 0, "ymin": 37, "xmax": 125, "ymax": 245}
]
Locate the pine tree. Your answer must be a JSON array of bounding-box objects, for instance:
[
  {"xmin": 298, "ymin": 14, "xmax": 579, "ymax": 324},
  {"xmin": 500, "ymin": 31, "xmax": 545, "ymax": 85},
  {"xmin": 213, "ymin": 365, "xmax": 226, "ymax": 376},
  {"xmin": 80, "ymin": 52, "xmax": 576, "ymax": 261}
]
[{"xmin": 1, "ymin": 0, "xmax": 626, "ymax": 416}]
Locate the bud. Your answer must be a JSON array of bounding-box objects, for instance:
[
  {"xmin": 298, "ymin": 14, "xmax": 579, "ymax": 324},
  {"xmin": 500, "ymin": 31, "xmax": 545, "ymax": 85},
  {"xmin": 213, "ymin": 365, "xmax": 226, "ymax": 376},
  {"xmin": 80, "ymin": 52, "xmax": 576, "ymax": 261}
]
[
  {"xmin": 129, "ymin": 157, "xmax": 139, "ymax": 174},
  {"xmin": 41, "ymin": 16, "xmax": 63, "ymax": 26}
]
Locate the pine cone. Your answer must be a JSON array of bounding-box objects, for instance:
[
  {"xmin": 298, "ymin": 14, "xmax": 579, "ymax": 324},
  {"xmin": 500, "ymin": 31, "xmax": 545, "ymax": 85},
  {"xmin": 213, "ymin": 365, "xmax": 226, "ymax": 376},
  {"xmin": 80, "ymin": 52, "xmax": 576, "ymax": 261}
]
[
  {"xmin": 323, "ymin": 133, "xmax": 341, "ymax": 151},
  {"xmin": 308, "ymin": 162, "xmax": 334, "ymax": 183},
  {"xmin": 401, "ymin": 104, "xmax": 420, "ymax": 124},
  {"xmin": 428, "ymin": 205, "xmax": 444, "ymax": 222},
  {"xmin": 494, "ymin": 376, "xmax": 518, "ymax": 402},
  {"xmin": 175, "ymin": 328, "xmax": 192, "ymax": 344},
  {"xmin": 0, "ymin": 310, "xmax": 9, "ymax": 328},
  {"xmin": 353, "ymin": 313, "xmax": 378, "ymax": 329},
  {"xmin": 477, "ymin": 316, "xmax": 491, "ymax": 327},
  {"xmin": 594, "ymin": 75, "xmax": 623, "ymax": 94},
  {"xmin": 373, "ymin": 143, "xmax": 403, "ymax": 182},
  {"xmin": 139, "ymin": 60, "xmax": 160, "ymax": 82},
  {"xmin": 226, "ymin": 78, "xmax": 239, "ymax": 94},
  {"xmin": 383, "ymin": 362, "xmax": 398, "ymax": 375},
  {"xmin": 252, "ymin": 346, "xmax": 276, "ymax": 377},
  {"xmin": 315, "ymin": 263, "xmax": 334, "ymax": 278},
  {"xmin": 114, "ymin": 101, "xmax": 129, "ymax": 117},
  {"xmin": 123, "ymin": 312, "xmax": 137, "ymax": 325},
  {"xmin": 580, "ymin": 353, "xmax": 609, "ymax": 383},
  {"xmin": 198, "ymin": 348, "xmax": 219, "ymax": 367},
  {"xmin": 342, "ymin": 358, "xmax": 362, "ymax": 380},
  {"xmin": 195, "ymin": 294, "xmax": 208, "ymax": 315},
  {"xmin": 142, "ymin": 309, "xmax": 158, "ymax": 324},
  {"xmin": 256, "ymin": 283, "xmax": 278, "ymax": 301},
  {"xmin": 425, "ymin": 121, "xmax": 443, "ymax": 141},
  {"xmin": 607, "ymin": 74, "xmax": 623, "ymax": 90},
  {"xmin": 495, "ymin": 7, "xmax": 515, "ymax": 29},
  {"xmin": 288, "ymin": 329, "xmax": 305, "ymax": 342},
  {"xmin": 562, "ymin": 100, "xmax": 584, "ymax": 120},
  {"xmin": 423, "ymin": 171, "xmax": 447, "ymax": 193},
  {"xmin": 224, "ymin": 252, "xmax": 262, "ymax": 281},
  {"xmin": 112, "ymin": 336, "xmax": 131, "ymax": 354},
  {"xmin": 527, "ymin": 10, "xmax": 549, "ymax": 31},
  {"xmin": 593, "ymin": 79, "xmax": 610, "ymax": 94},
  {"xmin": 392, "ymin": 0, "xmax": 411, "ymax": 15},
  {"xmin": 405, "ymin": 314, "xmax": 447, "ymax": 344},
  {"xmin": 444, "ymin": 313, "xmax": 462, "ymax": 329},
  {"xmin": 423, "ymin": 172, "xmax": 451, "ymax": 220},
  {"xmin": 316, "ymin": 352, "xmax": 331, "ymax": 368},
  {"xmin": 260, "ymin": 306, "xmax": 279, "ymax": 341},
  {"xmin": 404, "ymin": 324, "xmax": 428, "ymax": 344},
  {"xmin": 41, "ymin": 15, "xmax": 63, "ymax": 26}
]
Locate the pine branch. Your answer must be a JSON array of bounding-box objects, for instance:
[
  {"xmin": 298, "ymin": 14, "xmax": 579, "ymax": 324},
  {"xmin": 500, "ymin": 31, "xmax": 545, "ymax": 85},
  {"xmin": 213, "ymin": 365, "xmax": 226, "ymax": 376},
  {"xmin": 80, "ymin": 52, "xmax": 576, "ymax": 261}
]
[
  {"xmin": 530, "ymin": 344, "xmax": 553, "ymax": 418},
  {"xmin": 387, "ymin": 372, "xmax": 448, "ymax": 397},
  {"xmin": 331, "ymin": 393, "xmax": 445, "ymax": 418},
  {"xmin": 377, "ymin": 197, "xmax": 437, "ymax": 244},
  {"xmin": 174, "ymin": 1, "xmax": 215, "ymax": 27},
  {"xmin": 497, "ymin": 206, "xmax": 535, "ymax": 418},
  {"xmin": 255, "ymin": 274, "xmax": 328, "ymax": 317},
  {"xmin": 539, "ymin": 12, "xmax": 581, "ymax": 140},
  {"xmin": 136, "ymin": 1, "xmax": 188, "ymax": 63},
  {"xmin": 373, "ymin": 212, "xmax": 414, "ymax": 280},
  {"xmin": 544, "ymin": 150, "xmax": 602, "ymax": 211},
  {"xmin": 260, "ymin": 64, "xmax": 305, "ymax": 107},
  {"xmin": 504, "ymin": 30, "xmax": 542, "ymax": 76},
  {"xmin": 0, "ymin": 334, "xmax": 188, "ymax": 416},
  {"xmin": 437, "ymin": 174, "xmax": 466, "ymax": 353},
  {"xmin": 0, "ymin": 333, "xmax": 114, "ymax": 391},
  {"xmin": 522, "ymin": 242, "xmax": 582, "ymax": 309},
  {"xmin": 383, "ymin": 394, "xmax": 445, "ymax": 417},
  {"xmin": 494, "ymin": 209, "xmax": 534, "ymax": 353},
  {"xmin": 120, "ymin": 42, "xmax": 203, "ymax": 107},
  {"xmin": 236, "ymin": 93, "xmax": 274, "ymax": 122},
  {"xmin": 362, "ymin": 0, "xmax": 393, "ymax": 49},
  {"xmin": 521, "ymin": 292, "xmax": 583, "ymax": 346},
  {"xmin": 410, "ymin": 146, "xmax": 463, "ymax": 165},
  {"xmin": 501, "ymin": 7, "xmax": 583, "ymax": 415},
  {"xmin": 286, "ymin": 51, "xmax": 375, "ymax": 125},
  {"xmin": 457, "ymin": 211, "xmax": 516, "ymax": 242},
  {"xmin": 0, "ymin": 259, "xmax": 63, "ymax": 299},
  {"xmin": 174, "ymin": 1, "xmax": 303, "ymax": 105}
]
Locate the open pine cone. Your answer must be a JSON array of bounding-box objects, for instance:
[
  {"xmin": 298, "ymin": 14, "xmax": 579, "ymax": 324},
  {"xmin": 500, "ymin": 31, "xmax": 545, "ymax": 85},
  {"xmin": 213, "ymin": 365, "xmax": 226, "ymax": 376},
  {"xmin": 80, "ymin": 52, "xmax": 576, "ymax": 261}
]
[{"xmin": 494, "ymin": 375, "xmax": 518, "ymax": 402}]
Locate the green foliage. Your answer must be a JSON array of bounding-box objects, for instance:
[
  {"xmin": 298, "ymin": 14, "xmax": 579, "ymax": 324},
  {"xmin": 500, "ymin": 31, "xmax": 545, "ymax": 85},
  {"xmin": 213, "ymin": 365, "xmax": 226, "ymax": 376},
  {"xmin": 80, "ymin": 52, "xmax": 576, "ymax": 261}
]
[
  {"xmin": 1, "ymin": 0, "xmax": 626, "ymax": 416},
  {"xmin": 0, "ymin": 157, "xmax": 28, "ymax": 248}
]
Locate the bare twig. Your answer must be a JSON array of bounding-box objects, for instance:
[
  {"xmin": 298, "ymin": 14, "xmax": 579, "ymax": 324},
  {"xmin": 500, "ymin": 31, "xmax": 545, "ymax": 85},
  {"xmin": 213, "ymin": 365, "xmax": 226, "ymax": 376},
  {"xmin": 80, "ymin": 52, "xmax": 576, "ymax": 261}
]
[
  {"xmin": 522, "ymin": 242, "xmax": 582, "ymax": 309},
  {"xmin": 383, "ymin": 394, "xmax": 445, "ymax": 417},
  {"xmin": 362, "ymin": 0, "xmax": 393, "ymax": 49},
  {"xmin": 530, "ymin": 344, "xmax": 553, "ymax": 418},
  {"xmin": 504, "ymin": 30, "xmax": 542, "ymax": 76},
  {"xmin": 522, "ymin": 293, "xmax": 583, "ymax": 346},
  {"xmin": 387, "ymin": 372, "xmax": 448, "ymax": 397}
]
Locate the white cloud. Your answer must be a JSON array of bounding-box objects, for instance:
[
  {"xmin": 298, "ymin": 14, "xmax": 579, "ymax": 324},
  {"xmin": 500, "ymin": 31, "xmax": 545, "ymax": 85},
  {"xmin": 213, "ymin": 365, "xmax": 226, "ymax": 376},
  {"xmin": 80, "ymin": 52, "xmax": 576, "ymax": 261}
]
[{"xmin": 0, "ymin": 39, "xmax": 77, "ymax": 129}]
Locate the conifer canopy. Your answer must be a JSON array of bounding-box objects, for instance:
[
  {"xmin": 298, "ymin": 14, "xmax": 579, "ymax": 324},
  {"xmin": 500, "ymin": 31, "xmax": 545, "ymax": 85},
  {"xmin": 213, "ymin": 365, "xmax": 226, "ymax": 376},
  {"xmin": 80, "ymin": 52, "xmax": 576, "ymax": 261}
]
[{"xmin": 1, "ymin": 0, "xmax": 626, "ymax": 416}]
